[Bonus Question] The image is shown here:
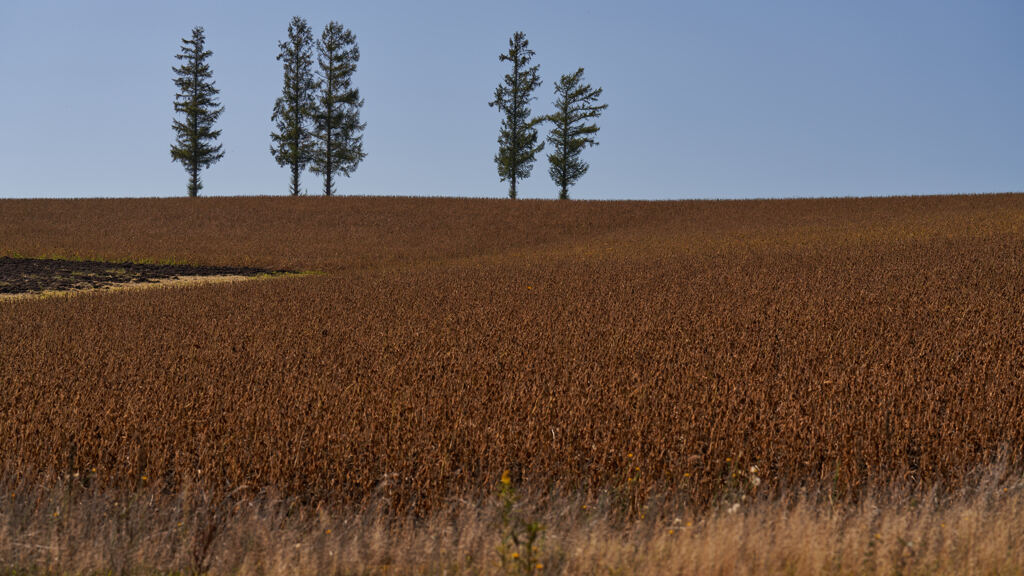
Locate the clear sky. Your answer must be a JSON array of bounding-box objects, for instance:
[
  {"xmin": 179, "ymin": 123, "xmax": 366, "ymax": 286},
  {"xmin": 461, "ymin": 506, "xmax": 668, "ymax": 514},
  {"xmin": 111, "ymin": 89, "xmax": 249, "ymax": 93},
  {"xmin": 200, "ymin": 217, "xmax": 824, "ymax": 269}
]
[{"xmin": 1, "ymin": 0, "xmax": 1021, "ymax": 200}]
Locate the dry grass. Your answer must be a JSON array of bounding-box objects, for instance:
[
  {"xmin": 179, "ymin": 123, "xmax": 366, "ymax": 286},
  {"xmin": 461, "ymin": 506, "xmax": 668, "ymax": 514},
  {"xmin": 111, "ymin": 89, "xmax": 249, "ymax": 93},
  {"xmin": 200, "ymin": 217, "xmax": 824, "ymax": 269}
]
[{"xmin": 2, "ymin": 466, "xmax": 1024, "ymax": 575}]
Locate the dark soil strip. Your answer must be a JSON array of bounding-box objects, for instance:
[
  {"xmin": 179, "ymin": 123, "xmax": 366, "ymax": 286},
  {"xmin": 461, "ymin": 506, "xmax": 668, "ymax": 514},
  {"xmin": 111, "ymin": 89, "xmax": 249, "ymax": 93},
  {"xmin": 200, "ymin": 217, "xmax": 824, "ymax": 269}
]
[{"xmin": 0, "ymin": 257, "xmax": 287, "ymax": 296}]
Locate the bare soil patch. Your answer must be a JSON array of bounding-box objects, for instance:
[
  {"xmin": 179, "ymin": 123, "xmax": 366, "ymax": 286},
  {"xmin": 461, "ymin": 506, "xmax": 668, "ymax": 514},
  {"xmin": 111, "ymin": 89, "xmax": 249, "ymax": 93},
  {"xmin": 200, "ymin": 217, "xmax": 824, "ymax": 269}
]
[{"xmin": 0, "ymin": 256, "xmax": 284, "ymax": 299}]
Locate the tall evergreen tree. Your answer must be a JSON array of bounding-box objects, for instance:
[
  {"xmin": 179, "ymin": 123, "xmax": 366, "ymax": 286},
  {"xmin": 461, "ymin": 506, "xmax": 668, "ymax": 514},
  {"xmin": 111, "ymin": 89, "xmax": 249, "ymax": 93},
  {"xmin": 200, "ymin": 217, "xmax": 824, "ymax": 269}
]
[
  {"xmin": 311, "ymin": 22, "xmax": 366, "ymax": 196},
  {"xmin": 545, "ymin": 68, "xmax": 607, "ymax": 200},
  {"xmin": 170, "ymin": 26, "xmax": 224, "ymax": 198},
  {"xmin": 489, "ymin": 32, "xmax": 544, "ymax": 199},
  {"xmin": 271, "ymin": 16, "xmax": 317, "ymax": 196}
]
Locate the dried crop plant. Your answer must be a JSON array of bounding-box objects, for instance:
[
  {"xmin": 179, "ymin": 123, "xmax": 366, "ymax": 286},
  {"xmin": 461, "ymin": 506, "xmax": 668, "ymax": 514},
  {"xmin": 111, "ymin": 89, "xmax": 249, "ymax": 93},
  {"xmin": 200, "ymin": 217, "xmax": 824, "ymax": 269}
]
[{"xmin": 1, "ymin": 193, "xmax": 1024, "ymax": 519}]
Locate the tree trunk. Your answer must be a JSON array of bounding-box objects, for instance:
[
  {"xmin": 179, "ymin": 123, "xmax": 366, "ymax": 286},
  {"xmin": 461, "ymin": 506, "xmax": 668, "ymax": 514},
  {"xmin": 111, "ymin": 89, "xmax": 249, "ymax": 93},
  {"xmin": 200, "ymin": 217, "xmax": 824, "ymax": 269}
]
[
  {"xmin": 291, "ymin": 163, "xmax": 301, "ymax": 196},
  {"xmin": 324, "ymin": 121, "xmax": 333, "ymax": 196}
]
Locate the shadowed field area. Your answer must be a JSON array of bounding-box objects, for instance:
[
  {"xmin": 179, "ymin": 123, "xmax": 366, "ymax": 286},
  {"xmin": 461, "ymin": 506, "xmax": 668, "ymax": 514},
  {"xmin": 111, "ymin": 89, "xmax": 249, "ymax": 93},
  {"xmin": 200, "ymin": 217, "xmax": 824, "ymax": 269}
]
[
  {"xmin": 0, "ymin": 256, "xmax": 282, "ymax": 298},
  {"xmin": 2, "ymin": 194, "xmax": 1024, "ymax": 573}
]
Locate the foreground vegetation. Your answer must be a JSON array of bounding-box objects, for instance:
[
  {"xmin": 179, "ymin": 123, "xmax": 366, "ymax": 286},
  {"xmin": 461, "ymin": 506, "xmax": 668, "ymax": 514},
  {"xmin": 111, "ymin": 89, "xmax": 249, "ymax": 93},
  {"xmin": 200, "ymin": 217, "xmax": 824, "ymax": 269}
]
[
  {"xmin": 2, "ymin": 194, "xmax": 1024, "ymax": 572},
  {"xmin": 3, "ymin": 465, "xmax": 1024, "ymax": 574}
]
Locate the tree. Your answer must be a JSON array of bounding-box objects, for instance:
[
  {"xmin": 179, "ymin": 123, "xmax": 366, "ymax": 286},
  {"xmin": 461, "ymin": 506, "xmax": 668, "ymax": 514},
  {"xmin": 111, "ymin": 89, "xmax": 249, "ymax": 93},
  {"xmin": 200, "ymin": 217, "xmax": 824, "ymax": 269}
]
[
  {"xmin": 170, "ymin": 27, "xmax": 224, "ymax": 197},
  {"xmin": 489, "ymin": 32, "xmax": 544, "ymax": 199},
  {"xmin": 311, "ymin": 22, "xmax": 366, "ymax": 196},
  {"xmin": 546, "ymin": 68, "xmax": 607, "ymax": 200},
  {"xmin": 271, "ymin": 16, "xmax": 317, "ymax": 196}
]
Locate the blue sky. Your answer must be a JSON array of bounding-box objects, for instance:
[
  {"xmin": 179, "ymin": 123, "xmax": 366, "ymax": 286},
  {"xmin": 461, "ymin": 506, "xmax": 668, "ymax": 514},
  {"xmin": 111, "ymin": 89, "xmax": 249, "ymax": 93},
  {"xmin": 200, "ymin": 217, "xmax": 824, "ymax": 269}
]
[{"xmin": 1, "ymin": 0, "xmax": 1022, "ymax": 200}]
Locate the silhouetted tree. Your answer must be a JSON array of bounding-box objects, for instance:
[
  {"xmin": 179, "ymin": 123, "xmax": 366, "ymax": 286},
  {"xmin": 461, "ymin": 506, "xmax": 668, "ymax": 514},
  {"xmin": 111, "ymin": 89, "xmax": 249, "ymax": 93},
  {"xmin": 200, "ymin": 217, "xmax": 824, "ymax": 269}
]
[
  {"xmin": 489, "ymin": 32, "xmax": 544, "ymax": 199},
  {"xmin": 271, "ymin": 16, "xmax": 317, "ymax": 196},
  {"xmin": 311, "ymin": 22, "xmax": 366, "ymax": 196},
  {"xmin": 170, "ymin": 26, "xmax": 224, "ymax": 197},
  {"xmin": 546, "ymin": 68, "xmax": 607, "ymax": 200}
]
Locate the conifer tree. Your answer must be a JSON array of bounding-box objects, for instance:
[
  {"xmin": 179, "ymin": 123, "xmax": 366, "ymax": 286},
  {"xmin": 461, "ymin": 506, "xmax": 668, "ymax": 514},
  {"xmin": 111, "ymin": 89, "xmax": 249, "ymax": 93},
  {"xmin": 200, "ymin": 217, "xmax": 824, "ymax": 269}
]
[
  {"xmin": 170, "ymin": 26, "xmax": 224, "ymax": 198},
  {"xmin": 546, "ymin": 68, "xmax": 607, "ymax": 200},
  {"xmin": 271, "ymin": 16, "xmax": 317, "ymax": 196},
  {"xmin": 489, "ymin": 32, "xmax": 544, "ymax": 199},
  {"xmin": 311, "ymin": 22, "xmax": 366, "ymax": 196}
]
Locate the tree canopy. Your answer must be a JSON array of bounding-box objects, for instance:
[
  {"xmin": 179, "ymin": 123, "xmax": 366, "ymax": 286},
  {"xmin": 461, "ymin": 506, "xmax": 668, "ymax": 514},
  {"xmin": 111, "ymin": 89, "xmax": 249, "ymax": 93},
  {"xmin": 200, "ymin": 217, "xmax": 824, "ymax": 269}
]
[
  {"xmin": 271, "ymin": 16, "xmax": 317, "ymax": 196},
  {"xmin": 546, "ymin": 68, "xmax": 606, "ymax": 199},
  {"xmin": 489, "ymin": 31, "xmax": 545, "ymax": 200},
  {"xmin": 310, "ymin": 21, "xmax": 366, "ymax": 196},
  {"xmin": 170, "ymin": 26, "xmax": 224, "ymax": 197}
]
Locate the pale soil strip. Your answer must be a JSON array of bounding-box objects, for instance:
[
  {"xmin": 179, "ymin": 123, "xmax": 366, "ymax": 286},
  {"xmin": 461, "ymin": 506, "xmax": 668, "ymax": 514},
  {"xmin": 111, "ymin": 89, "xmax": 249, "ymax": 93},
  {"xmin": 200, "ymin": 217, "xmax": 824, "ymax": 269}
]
[{"xmin": 0, "ymin": 274, "xmax": 260, "ymax": 302}]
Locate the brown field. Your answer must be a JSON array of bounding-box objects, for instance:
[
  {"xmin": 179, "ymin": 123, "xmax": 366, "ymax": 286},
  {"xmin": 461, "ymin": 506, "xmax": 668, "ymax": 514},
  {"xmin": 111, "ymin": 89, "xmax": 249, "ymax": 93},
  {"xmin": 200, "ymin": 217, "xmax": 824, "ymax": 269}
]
[{"xmin": 3, "ymin": 194, "xmax": 1024, "ymax": 573}]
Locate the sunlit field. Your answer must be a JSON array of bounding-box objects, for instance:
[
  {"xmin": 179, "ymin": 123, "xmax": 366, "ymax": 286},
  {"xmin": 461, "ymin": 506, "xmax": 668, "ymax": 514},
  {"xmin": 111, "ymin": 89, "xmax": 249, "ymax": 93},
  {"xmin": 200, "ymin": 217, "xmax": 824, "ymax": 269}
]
[{"xmin": 3, "ymin": 194, "xmax": 1024, "ymax": 574}]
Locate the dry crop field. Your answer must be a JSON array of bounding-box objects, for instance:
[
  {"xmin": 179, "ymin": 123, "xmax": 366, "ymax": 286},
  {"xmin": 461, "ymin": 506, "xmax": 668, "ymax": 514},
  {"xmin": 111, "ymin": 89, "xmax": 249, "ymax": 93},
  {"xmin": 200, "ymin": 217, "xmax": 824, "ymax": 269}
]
[{"xmin": 3, "ymin": 194, "xmax": 1024, "ymax": 573}]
